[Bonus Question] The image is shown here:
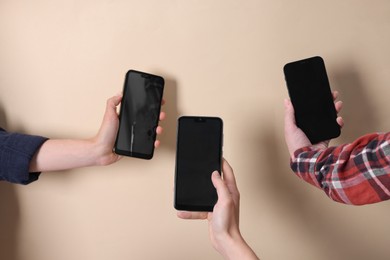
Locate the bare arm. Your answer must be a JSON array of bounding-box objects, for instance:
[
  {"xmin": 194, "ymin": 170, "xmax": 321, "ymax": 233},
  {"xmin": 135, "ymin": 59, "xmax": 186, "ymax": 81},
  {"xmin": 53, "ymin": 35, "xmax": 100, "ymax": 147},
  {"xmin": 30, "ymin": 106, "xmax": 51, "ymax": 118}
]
[{"xmin": 29, "ymin": 94, "xmax": 165, "ymax": 172}]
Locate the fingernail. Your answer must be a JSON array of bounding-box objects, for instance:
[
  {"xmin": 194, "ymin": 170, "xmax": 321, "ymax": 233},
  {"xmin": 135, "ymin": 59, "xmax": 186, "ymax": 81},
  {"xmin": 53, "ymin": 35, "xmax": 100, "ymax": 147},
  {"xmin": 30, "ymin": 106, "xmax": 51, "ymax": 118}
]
[{"xmin": 212, "ymin": 171, "xmax": 220, "ymax": 178}]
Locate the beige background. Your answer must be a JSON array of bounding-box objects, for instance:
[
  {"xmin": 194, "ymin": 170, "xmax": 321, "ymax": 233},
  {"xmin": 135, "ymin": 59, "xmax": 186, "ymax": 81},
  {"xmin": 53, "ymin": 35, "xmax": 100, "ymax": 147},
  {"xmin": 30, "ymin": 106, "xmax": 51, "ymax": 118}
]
[{"xmin": 1, "ymin": 1, "xmax": 390, "ymax": 259}]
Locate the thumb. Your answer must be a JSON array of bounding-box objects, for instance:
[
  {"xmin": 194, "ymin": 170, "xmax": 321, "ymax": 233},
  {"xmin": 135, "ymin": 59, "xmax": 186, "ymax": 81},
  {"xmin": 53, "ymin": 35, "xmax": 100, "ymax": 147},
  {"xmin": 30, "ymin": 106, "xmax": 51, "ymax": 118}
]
[
  {"xmin": 284, "ymin": 98, "xmax": 296, "ymax": 128},
  {"xmin": 211, "ymin": 171, "xmax": 230, "ymax": 200}
]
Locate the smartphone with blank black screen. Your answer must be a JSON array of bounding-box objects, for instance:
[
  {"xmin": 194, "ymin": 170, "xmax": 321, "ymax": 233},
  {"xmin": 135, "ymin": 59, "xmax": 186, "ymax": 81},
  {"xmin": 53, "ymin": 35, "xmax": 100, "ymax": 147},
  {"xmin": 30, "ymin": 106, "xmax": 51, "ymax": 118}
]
[
  {"xmin": 114, "ymin": 70, "xmax": 164, "ymax": 159},
  {"xmin": 174, "ymin": 116, "xmax": 223, "ymax": 212},
  {"xmin": 283, "ymin": 56, "xmax": 340, "ymax": 144}
]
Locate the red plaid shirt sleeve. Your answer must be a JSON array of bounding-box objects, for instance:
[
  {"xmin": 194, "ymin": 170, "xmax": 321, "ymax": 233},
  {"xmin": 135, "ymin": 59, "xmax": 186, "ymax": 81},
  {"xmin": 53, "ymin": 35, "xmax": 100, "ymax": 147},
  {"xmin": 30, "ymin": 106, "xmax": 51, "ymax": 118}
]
[{"xmin": 290, "ymin": 132, "xmax": 390, "ymax": 205}]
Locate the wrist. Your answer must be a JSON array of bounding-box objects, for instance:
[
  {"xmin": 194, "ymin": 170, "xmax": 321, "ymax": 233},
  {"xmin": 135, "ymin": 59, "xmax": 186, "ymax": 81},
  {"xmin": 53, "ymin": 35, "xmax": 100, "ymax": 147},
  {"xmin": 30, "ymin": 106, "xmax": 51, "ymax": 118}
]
[
  {"xmin": 215, "ymin": 231, "xmax": 258, "ymax": 260},
  {"xmin": 90, "ymin": 137, "xmax": 118, "ymax": 166}
]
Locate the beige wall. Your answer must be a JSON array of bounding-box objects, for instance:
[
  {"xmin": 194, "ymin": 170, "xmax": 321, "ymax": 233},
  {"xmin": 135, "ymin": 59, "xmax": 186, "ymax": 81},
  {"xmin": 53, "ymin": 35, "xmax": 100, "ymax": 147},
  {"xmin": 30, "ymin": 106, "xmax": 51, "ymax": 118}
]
[{"xmin": 1, "ymin": 1, "xmax": 390, "ymax": 259}]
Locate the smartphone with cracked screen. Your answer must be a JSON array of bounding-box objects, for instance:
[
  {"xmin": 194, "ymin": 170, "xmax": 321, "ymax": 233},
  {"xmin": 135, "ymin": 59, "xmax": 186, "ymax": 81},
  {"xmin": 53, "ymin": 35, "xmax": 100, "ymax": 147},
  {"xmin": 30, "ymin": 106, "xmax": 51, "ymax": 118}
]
[{"xmin": 114, "ymin": 70, "xmax": 164, "ymax": 159}]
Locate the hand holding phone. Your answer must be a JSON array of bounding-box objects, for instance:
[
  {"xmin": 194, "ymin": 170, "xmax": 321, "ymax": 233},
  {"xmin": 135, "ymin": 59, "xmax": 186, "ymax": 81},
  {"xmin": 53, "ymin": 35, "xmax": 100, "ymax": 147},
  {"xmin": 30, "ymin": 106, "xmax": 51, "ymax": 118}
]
[
  {"xmin": 174, "ymin": 116, "xmax": 223, "ymax": 212},
  {"xmin": 283, "ymin": 56, "xmax": 340, "ymax": 144},
  {"xmin": 114, "ymin": 70, "xmax": 164, "ymax": 159}
]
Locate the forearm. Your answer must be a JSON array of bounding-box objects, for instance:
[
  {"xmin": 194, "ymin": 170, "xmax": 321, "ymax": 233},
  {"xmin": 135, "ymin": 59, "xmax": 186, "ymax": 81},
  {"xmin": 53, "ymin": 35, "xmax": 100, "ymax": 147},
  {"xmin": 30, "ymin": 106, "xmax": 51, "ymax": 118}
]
[
  {"xmin": 29, "ymin": 138, "xmax": 105, "ymax": 172},
  {"xmin": 291, "ymin": 132, "xmax": 390, "ymax": 205},
  {"xmin": 216, "ymin": 232, "xmax": 259, "ymax": 260}
]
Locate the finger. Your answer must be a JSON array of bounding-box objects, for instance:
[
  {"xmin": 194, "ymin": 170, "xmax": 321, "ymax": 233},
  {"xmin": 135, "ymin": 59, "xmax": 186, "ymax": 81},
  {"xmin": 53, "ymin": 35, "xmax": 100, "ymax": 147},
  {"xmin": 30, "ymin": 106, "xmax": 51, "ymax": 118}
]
[
  {"xmin": 332, "ymin": 90, "xmax": 339, "ymax": 101},
  {"xmin": 337, "ymin": 116, "xmax": 344, "ymax": 128},
  {"xmin": 284, "ymin": 98, "xmax": 297, "ymax": 129},
  {"xmin": 107, "ymin": 94, "xmax": 122, "ymax": 109},
  {"xmin": 221, "ymin": 159, "xmax": 239, "ymax": 195},
  {"xmin": 103, "ymin": 95, "xmax": 122, "ymax": 123},
  {"xmin": 177, "ymin": 211, "xmax": 208, "ymax": 220},
  {"xmin": 159, "ymin": 111, "xmax": 166, "ymax": 121},
  {"xmin": 216, "ymin": 160, "xmax": 240, "ymax": 222},
  {"xmin": 156, "ymin": 126, "xmax": 163, "ymax": 135},
  {"xmin": 161, "ymin": 99, "xmax": 166, "ymax": 106},
  {"xmin": 284, "ymin": 98, "xmax": 294, "ymax": 118},
  {"xmin": 221, "ymin": 159, "xmax": 236, "ymax": 187},
  {"xmin": 154, "ymin": 140, "xmax": 161, "ymax": 148},
  {"xmin": 211, "ymin": 171, "xmax": 231, "ymax": 200},
  {"xmin": 335, "ymin": 100, "xmax": 343, "ymax": 114}
]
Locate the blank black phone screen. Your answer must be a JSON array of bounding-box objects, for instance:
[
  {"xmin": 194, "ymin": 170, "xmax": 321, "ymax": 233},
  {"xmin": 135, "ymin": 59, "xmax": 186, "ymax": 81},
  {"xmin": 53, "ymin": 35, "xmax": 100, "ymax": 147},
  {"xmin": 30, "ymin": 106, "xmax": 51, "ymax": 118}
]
[
  {"xmin": 114, "ymin": 70, "xmax": 164, "ymax": 159},
  {"xmin": 283, "ymin": 56, "xmax": 340, "ymax": 144},
  {"xmin": 174, "ymin": 116, "xmax": 223, "ymax": 212}
]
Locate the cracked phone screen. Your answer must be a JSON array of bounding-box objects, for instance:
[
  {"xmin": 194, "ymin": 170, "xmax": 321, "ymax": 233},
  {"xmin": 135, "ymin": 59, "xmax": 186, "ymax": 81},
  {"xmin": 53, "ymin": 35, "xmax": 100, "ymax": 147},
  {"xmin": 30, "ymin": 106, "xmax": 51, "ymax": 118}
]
[{"xmin": 115, "ymin": 70, "xmax": 164, "ymax": 159}]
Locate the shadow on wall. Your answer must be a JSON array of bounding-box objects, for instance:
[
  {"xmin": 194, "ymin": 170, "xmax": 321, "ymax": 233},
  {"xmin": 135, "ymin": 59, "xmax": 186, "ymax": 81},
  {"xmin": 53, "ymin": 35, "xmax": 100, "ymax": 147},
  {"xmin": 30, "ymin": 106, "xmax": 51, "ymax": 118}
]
[
  {"xmin": 330, "ymin": 63, "xmax": 380, "ymax": 142},
  {"xmin": 0, "ymin": 103, "xmax": 20, "ymax": 260}
]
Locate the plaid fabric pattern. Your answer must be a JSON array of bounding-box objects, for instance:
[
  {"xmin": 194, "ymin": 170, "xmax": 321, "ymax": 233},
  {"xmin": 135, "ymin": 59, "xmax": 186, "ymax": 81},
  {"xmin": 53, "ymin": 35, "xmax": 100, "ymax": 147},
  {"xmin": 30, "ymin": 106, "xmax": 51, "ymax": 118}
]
[{"xmin": 291, "ymin": 132, "xmax": 390, "ymax": 205}]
